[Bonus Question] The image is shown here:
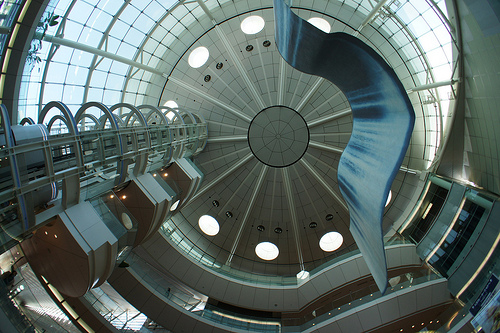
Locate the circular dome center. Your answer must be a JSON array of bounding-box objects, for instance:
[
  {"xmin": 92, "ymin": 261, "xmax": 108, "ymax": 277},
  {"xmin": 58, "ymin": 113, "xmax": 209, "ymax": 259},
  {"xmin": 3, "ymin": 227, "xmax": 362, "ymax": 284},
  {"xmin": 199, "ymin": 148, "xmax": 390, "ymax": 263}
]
[{"xmin": 248, "ymin": 106, "xmax": 309, "ymax": 167}]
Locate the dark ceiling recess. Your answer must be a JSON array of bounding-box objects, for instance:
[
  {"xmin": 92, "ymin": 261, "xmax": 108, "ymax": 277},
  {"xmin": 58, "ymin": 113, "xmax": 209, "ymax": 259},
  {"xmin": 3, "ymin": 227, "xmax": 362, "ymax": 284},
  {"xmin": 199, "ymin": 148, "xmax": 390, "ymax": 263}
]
[
  {"xmin": 216, "ymin": 62, "xmax": 223, "ymax": 69},
  {"xmin": 274, "ymin": 227, "xmax": 283, "ymax": 234},
  {"xmin": 225, "ymin": 211, "xmax": 233, "ymax": 218},
  {"xmin": 204, "ymin": 75, "xmax": 211, "ymax": 82},
  {"xmin": 309, "ymin": 222, "xmax": 317, "ymax": 228},
  {"xmin": 245, "ymin": 44, "xmax": 253, "ymax": 51},
  {"xmin": 257, "ymin": 225, "xmax": 265, "ymax": 232},
  {"xmin": 263, "ymin": 40, "xmax": 271, "ymax": 47},
  {"xmin": 212, "ymin": 200, "xmax": 219, "ymax": 207},
  {"xmin": 325, "ymin": 214, "xmax": 334, "ymax": 221}
]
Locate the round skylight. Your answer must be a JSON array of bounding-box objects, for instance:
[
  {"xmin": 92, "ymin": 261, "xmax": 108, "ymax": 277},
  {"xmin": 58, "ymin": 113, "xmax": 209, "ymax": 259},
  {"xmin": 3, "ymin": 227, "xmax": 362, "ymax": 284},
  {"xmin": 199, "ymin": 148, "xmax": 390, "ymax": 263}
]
[
  {"xmin": 188, "ymin": 46, "xmax": 209, "ymax": 68},
  {"xmin": 255, "ymin": 242, "xmax": 279, "ymax": 260},
  {"xmin": 307, "ymin": 17, "xmax": 331, "ymax": 33},
  {"xmin": 166, "ymin": 111, "xmax": 175, "ymax": 121},
  {"xmin": 385, "ymin": 190, "xmax": 392, "ymax": 207},
  {"xmin": 319, "ymin": 232, "xmax": 343, "ymax": 252},
  {"xmin": 241, "ymin": 16, "xmax": 265, "ymax": 34},
  {"xmin": 198, "ymin": 215, "xmax": 220, "ymax": 236},
  {"xmin": 164, "ymin": 100, "xmax": 178, "ymax": 108},
  {"xmin": 170, "ymin": 199, "xmax": 180, "ymax": 211}
]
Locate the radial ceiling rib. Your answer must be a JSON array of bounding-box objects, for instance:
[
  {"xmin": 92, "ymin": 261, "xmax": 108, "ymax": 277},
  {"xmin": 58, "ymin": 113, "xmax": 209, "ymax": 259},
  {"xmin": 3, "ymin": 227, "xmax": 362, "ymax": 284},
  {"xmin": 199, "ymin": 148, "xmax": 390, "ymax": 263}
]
[
  {"xmin": 207, "ymin": 67, "xmax": 258, "ymax": 116},
  {"xmin": 292, "ymin": 164, "xmax": 324, "ymax": 228},
  {"xmin": 168, "ymin": 77, "xmax": 252, "ymax": 123},
  {"xmin": 303, "ymin": 90, "xmax": 343, "ymax": 120},
  {"xmin": 207, "ymin": 135, "xmax": 248, "ymax": 144},
  {"xmin": 198, "ymin": 146, "xmax": 250, "ymax": 168},
  {"xmin": 299, "ymin": 158, "xmax": 348, "ymax": 212},
  {"xmin": 399, "ymin": 165, "xmax": 421, "ymax": 174},
  {"xmin": 289, "ymin": 72, "xmax": 304, "ymax": 107},
  {"xmin": 282, "ymin": 167, "xmax": 305, "ymax": 271},
  {"xmin": 256, "ymin": 43, "xmax": 273, "ymax": 106},
  {"xmin": 196, "ymin": 0, "xmax": 216, "ymax": 21},
  {"xmin": 219, "ymin": 162, "xmax": 261, "ymax": 217},
  {"xmin": 295, "ymin": 77, "xmax": 324, "ymax": 113},
  {"xmin": 206, "ymin": 120, "xmax": 248, "ymax": 132},
  {"xmin": 187, "ymin": 151, "xmax": 254, "ymax": 204},
  {"xmin": 309, "ymin": 141, "xmax": 344, "ymax": 155},
  {"xmin": 278, "ymin": 58, "xmax": 286, "ymax": 105},
  {"xmin": 214, "ymin": 25, "xmax": 266, "ymax": 111},
  {"xmin": 307, "ymin": 107, "xmax": 352, "ymax": 128},
  {"xmin": 304, "ymin": 152, "xmax": 339, "ymax": 175},
  {"xmin": 227, "ymin": 164, "xmax": 270, "ymax": 265},
  {"xmin": 355, "ymin": 0, "xmax": 390, "ymax": 34},
  {"xmin": 311, "ymin": 132, "xmax": 352, "ymax": 138},
  {"xmin": 41, "ymin": 34, "xmax": 165, "ymax": 76}
]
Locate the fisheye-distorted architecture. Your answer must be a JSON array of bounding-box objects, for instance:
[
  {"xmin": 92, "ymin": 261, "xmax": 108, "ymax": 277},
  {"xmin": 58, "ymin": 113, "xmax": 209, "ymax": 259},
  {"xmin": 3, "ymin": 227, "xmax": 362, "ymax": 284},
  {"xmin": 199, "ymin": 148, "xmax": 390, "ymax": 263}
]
[{"xmin": 0, "ymin": 0, "xmax": 499, "ymax": 332}]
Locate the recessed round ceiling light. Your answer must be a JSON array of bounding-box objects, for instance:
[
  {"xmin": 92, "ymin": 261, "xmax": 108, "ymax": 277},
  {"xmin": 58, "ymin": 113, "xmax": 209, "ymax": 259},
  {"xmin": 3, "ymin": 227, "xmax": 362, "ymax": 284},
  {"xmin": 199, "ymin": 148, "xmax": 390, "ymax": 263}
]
[
  {"xmin": 255, "ymin": 242, "xmax": 279, "ymax": 260},
  {"xmin": 274, "ymin": 227, "xmax": 283, "ymax": 234},
  {"xmin": 199, "ymin": 215, "xmax": 220, "ymax": 236},
  {"xmin": 212, "ymin": 200, "xmax": 219, "ymax": 207},
  {"xmin": 164, "ymin": 100, "xmax": 178, "ymax": 108},
  {"xmin": 170, "ymin": 199, "xmax": 180, "ymax": 211},
  {"xmin": 319, "ymin": 231, "xmax": 343, "ymax": 252},
  {"xmin": 307, "ymin": 17, "xmax": 331, "ymax": 33},
  {"xmin": 325, "ymin": 214, "xmax": 334, "ymax": 221},
  {"xmin": 385, "ymin": 190, "xmax": 392, "ymax": 207},
  {"xmin": 257, "ymin": 225, "xmax": 265, "ymax": 232},
  {"xmin": 188, "ymin": 46, "xmax": 209, "ymax": 68},
  {"xmin": 241, "ymin": 15, "xmax": 265, "ymax": 34},
  {"xmin": 309, "ymin": 222, "xmax": 317, "ymax": 228}
]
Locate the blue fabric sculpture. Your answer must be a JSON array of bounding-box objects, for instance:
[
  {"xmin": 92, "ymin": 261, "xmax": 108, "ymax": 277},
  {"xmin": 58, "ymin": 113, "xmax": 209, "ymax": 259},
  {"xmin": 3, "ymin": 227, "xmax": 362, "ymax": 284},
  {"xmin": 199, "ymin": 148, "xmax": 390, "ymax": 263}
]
[{"xmin": 274, "ymin": 0, "xmax": 415, "ymax": 293}]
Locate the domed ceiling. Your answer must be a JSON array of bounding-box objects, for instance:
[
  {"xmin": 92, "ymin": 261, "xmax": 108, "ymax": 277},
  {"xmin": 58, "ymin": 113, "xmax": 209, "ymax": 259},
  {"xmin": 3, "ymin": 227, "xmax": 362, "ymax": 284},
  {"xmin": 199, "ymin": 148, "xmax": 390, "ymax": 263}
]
[
  {"xmin": 23, "ymin": 0, "xmax": 455, "ymax": 277},
  {"xmin": 157, "ymin": 3, "xmax": 432, "ymax": 276}
]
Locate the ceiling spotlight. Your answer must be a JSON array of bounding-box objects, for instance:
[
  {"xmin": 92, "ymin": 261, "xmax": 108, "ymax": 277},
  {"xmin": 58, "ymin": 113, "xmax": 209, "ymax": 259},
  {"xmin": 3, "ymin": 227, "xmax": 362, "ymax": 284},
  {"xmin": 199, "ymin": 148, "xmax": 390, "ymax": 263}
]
[
  {"xmin": 257, "ymin": 225, "xmax": 265, "ymax": 232},
  {"xmin": 163, "ymin": 173, "xmax": 168, "ymax": 177},
  {"xmin": 245, "ymin": 45, "xmax": 254, "ymax": 52},
  {"xmin": 204, "ymin": 74, "xmax": 211, "ymax": 82},
  {"xmin": 309, "ymin": 222, "xmax": 317, "ymax": 228},
  {"xmin": 225, "ymin": 211, "xmax": 233, "ymax": 218},
  {"xmin": 212, "ymin": 200, "xmax": 219, "ymax": 207},
  {"xmin": 121, "ymin": 195, "xmax": 127, "ymax": 199},
  {"xmin": 263, "ymin": 40, "xmax": 271, "ymax": 47},
  {"xmin": 216, "ymin": 62, "xmax": 223, "ymax": 69},
  {"xmin": 325, "ymin": 214, "xmax": 333, "ymax": 221},
  {"xmin": 274, "ymin": 227, "xmax": 282, "ymax": 234}
]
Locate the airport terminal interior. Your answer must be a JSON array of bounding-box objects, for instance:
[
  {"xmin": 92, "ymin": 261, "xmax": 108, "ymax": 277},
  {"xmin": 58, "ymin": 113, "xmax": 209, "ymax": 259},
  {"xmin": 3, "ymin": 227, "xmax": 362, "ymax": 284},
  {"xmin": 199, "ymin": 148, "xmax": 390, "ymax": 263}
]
[{"xmin": 0, "ymin": 0, "xmax": 499, "ymax": 332}]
